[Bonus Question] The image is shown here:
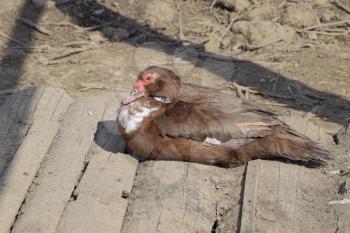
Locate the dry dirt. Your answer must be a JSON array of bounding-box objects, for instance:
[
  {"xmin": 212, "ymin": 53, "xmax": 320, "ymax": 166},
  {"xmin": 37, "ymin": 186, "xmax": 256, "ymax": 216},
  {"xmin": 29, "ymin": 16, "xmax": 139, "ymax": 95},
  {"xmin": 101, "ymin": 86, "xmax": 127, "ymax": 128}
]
[{"xmin": 0, "ymin": 0, "xmax": 349, "ymax": 232}]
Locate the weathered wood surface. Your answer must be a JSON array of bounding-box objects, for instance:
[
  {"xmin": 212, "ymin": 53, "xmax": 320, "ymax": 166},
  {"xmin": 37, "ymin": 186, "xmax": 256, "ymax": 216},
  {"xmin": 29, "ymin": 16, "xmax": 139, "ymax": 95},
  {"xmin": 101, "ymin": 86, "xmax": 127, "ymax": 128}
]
[
  {"xmin": 0, "ymin": 87, "xmax": 73, "ymax": 233},
  {"xmin": 240, "ymin": 159, "xmax": 337, "ymax": 233},
  {"xmin": 0, "ymin": 87, "xmax": 73, "ymax": 176},
  {"xmin": 240, "ymin": 113, "xmax": 338, "ymax": 233},
  {"xmin": 55, "ymin": 92, "xmax": 136, "ymax": 233},
  {"xmin": 1, "ymin": 87, "xmax": 343, "ymax": 233},
  {"xmin": 280, "ymin": 110, "xmax": 334, "ymax": 146},
  {"xmin": 56, "ymin": 152, "xmax": 138, "ymax": 233},
  {"xmin": 11, "ymin": 96, "xmax": 106, "ymax": 233},
  {"xmin": 122, "ymin": 160, "xmax": 244, "ymax": 233},
  {"xmin": 0, "ymin": 87, "xmax": 44, "ymax": 177},
  {"xmin": 94, "ymin": 92, "xmax": 128, "ymax": 153},
  {"xmin": 333, "ymin": 176, "xmax": 350, "ymax": 233}
]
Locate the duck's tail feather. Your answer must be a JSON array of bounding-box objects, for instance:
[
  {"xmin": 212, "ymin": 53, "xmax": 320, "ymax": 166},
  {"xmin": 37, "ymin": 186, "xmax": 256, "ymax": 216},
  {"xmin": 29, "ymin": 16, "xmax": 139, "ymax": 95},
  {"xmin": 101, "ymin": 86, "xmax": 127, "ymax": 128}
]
[{"xmin": 236, "ymin": 125, "xmax": 333, "ymax": 166}]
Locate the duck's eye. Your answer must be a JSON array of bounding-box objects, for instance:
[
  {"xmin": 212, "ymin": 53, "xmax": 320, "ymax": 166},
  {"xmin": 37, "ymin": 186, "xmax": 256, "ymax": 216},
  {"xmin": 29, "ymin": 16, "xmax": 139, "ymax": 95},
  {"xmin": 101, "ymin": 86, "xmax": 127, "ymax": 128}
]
[{"xmin": 142, "ymin": 72, "xmax": 158, "ymax": 83}]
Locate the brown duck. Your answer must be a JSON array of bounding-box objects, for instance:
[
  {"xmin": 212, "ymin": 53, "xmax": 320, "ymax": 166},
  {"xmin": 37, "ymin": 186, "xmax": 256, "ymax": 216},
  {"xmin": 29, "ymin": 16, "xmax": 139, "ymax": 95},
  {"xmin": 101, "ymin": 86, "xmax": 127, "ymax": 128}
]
[{"xmin": 116, "ymin": 66, "xmax": 332, "ymax": 167}]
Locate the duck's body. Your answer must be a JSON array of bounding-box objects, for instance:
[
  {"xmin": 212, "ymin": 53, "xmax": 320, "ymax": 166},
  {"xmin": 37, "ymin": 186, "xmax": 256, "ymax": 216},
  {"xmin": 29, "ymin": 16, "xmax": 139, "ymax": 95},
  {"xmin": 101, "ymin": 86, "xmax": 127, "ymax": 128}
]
[{"xmin": 116, "ymin": 66, "xmax": 332, "ymax": 167}]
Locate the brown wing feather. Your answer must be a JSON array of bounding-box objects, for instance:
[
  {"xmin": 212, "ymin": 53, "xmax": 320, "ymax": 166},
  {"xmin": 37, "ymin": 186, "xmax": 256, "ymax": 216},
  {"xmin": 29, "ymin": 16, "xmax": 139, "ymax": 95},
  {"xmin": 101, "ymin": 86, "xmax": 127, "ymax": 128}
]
[
  {"xmin": 153, "ymin": 83, "xmax": 332, "ymax": 166},
  {"xmin": 154, "ymin": 94, "xmax": 280, "ymax": 143}
]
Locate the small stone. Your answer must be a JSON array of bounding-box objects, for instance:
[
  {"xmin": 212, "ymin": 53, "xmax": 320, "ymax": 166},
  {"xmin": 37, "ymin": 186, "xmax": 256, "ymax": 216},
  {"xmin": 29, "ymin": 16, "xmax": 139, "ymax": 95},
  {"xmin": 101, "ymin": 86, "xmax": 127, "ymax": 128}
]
[
  {"xmin": 89, "ymin": 31, "xmax": 106, "ymax": 42},
  {"xmin": 232, "ymin": 44, "xmax": 243, "ymax": 53},
  {"xmin": 210, "ymin": 176, "xmax": 221, "ymax": 190},
  {"xmin": 93, "ymin": 8, "xmax": 105, "ymax": 15},
  {"xmin": 101, "ymin": 27, "xmax": 130, "ymax": 41},
  {"xmin": 217, "ymin": 0, "xmax": 250, "ymax": 13},
  {"xmin": 111, "ymin": 28, "xmax": 130, "ymax": 42},
  {"xmin": 121, "ymin": 190, "xmax": 130, "ymax": 199},
  {"xmin": 318, "ymin": 53, "xmax": 328, "ymax": 59},
  {"xmin": 319, "ymin": 9, "xmax": 338, "ymax": 23}
]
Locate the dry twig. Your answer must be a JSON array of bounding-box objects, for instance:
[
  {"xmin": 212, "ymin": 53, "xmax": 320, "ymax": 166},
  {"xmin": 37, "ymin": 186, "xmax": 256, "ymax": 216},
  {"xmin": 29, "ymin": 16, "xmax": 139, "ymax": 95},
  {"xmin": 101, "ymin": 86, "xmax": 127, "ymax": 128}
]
[
  {"xmin": 63, "ymin": 40, "xmax": 91, "ymax": 47},
  {"xmin": 278, "ymin": 0, "xmax": 287, "ymax": 8},
  {"xmin": 314, "ymin": 31, "xmax": 350, "ymax": 36},
  {"xmin": 316, "ymin": 28, "xmax": 349, "ymax": 32},
  {"xmin": 51, "ymin": 47, "xmax": 92, "ymax": 61},
  {"xmin": 243, "ymin": 39, "xmax": 284, "ymax": 51},
  {"xmin": 299, "ymin": 19, "xmax": 350, "ymax": 31},
  {"xmin": 220, "ymin": 16, "xmax": 237, "ymax": 41},
  {"xmin": 265, "ymin": 102, "xmax": 289, "ymax": 107},
  {"xmin": 332, "ymin": 0, "xmax": 350, "ymax": 14},
  {"xmin": 17, "ymin": 17, "xmax": 51, "ymax": 35},
  {"xmin": 41, "ymin": 21, "xmax": 85, "ymax": 31},
  {"xmin": 0, "ymin": 32, "xmax": 25, "ymax": 46},
  {"xmin": 210, "ymin": 0, "xmax": 219, "ymax": 13},
  {"xmin": 228, "ymin": 81, "xmax": 259, "ymax": 98}
]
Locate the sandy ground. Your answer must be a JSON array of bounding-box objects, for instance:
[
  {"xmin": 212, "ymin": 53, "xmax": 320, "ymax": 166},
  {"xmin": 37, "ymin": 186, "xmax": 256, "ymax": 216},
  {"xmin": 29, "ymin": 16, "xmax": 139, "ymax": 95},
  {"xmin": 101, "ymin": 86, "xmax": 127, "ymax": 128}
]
[
  {"xmin": 0, "ymin": 0, "xmax": 349, "ymax": 232},
  {"xmin": 0, "ymin": 0, "xmax": 349, "ymax": 121}
]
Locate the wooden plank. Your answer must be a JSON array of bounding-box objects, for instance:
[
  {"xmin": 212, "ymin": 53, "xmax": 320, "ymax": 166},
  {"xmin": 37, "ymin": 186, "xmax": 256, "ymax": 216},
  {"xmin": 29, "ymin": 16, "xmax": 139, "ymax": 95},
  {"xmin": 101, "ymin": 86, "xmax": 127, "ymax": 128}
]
[
  {"xmin": 55, "ymin": 92, "xmax": 133, "ymax": 233},
  {"xmin": 0, "ymin": 87, "xmax": 73, "ymax": 233},
  {"xmin": 11, "ymin": 96, "xmax": 106, "ymax": 233},
  {"xmin": 0, "ymin": 86, "xmax": 72, "ymax": 176},
  {"xmin": 332, "ymin": 177, "xmax": 350, "ymax": 233},
  {"xmin": 94, "ymin": 92, "xmax": 128, "ymax": 153},
  {"xmin": 0, "ymin": 87, "xmax": 45, "ymax": 176},
  {"xmin": 239, "ymin": 161, "xmax": 259, "ymax": 233},
  {"xmin": 0, "ymin": 122, "xmax": 60, "ymax": 233},
  {"xmin": 240, "ymin": 160, "xmax": 337, "ymax": 233},
  {"xmin": 121, "ymin": 160, "xmax": 243, "ymax": 233},
  {"xmin": 336, "ymin": 120, "xmax": 350, "ymax": 148},
  {"xmin": 335, "ymin": 204, "xmax": 350, "ymax": 233},
  {"xmin": 32, "ymin": 87, "xmax": 70, "ymax": 122},
  {"xmin": 56, "ymin": 152, "xmax": 138, "ymax": 233},
  {"xmin": 280, "ymin": 111, "xmax": 333, "ymax": 146}
]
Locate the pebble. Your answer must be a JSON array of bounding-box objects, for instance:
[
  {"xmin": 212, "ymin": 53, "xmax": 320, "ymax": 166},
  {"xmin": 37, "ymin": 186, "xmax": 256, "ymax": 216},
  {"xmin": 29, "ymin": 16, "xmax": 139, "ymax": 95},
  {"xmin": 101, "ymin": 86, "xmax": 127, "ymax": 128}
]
[
  {"xmin": 121, "ymin": 190, "xmax": 130, "ymax": 199},
  {"xmin": 102, "ymin": 26, "xmax": 130, "ymax": 42},
  {"xmin": 210, "ymin": 176, "xmax": 221, "ymax": 190}
]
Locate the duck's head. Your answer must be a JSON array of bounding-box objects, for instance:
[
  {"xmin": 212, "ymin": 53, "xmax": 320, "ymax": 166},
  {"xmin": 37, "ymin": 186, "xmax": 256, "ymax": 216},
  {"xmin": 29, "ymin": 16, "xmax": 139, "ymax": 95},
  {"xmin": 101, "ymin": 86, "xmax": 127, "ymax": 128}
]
[{"xmin": 122, "ymin": 66, "xmax": 181, "ymax": 105}]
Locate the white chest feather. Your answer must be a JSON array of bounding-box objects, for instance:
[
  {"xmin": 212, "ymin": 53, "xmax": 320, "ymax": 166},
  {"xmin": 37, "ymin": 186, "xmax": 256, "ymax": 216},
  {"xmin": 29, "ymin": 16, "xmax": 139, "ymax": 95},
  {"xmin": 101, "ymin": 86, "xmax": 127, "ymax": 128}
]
[
  {"xmin": 117, "ymin": 102, "xmax": 158, "ymax": 134},
  {"xmin": 205, "ymin": 137, "xmax": 222, "ymax": 145}
]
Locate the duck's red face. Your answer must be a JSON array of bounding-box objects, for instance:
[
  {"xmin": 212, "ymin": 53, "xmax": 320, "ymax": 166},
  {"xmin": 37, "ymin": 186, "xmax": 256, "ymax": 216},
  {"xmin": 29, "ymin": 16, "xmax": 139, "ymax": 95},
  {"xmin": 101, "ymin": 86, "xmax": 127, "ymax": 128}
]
[
  {"xmin": 122, "ymin": 66, "xmax": 180, "ymax": 105},
  {"xmin": 121, "ymin": 72, "xmax": 159, "ymax": 105}
]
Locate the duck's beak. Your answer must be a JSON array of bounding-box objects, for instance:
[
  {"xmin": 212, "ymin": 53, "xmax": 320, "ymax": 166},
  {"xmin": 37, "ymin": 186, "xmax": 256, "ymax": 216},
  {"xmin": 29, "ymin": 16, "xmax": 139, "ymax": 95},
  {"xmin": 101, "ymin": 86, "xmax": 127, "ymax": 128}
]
[{"xmin": 121, "ymin": 81, "xmax": 146, "ymax": 105}]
